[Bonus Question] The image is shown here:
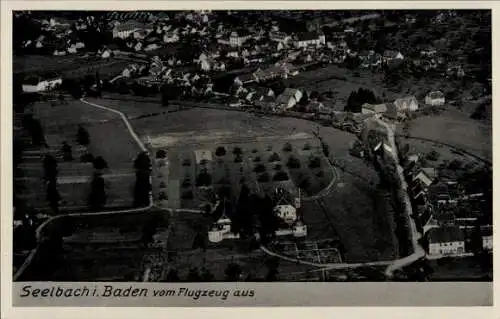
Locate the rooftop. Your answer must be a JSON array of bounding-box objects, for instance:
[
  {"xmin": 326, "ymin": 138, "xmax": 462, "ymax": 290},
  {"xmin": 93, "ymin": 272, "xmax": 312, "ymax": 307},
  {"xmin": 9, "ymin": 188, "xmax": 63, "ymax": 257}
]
[{"xmin": 427, "ymin": 226, "xmax": 465, "ymax": 244}]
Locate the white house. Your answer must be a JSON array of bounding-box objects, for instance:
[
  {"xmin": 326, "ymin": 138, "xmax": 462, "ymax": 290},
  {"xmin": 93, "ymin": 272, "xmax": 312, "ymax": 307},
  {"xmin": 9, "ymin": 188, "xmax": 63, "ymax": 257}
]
[
  {"xmin": 383, "ymin": 50, "xmax": 405, "ymax": 64},
  {"xmin": 425, "ymin": 91, "xmax": 446, "ymax": 106},
  {"xmin": 427, "ymin": 226, "xmax": 465, "ymax": 257},
  {"xmin": 163, "ymin": 31, "xmax": 179, "ymax": 43},
  {"xmin": 295, "ymin": 32, "xmax": 326, "ymax": 48},
  {"xmin": 274, "ymin": 204, "xmax": 297, "ymax": 224},
  {"xmin": 413, "ymin": 167, "xmax": 437, "ymax": 188},
  {"xmin": 113, "ymin": 21, "xmax": 145, "ymax": 39},
  {"xmin": 22, "ymin": 74, "xmax": 63, "ymax": 93},
  {"xmin": 394, "ymin": 95, "xmax": 419, "ymax": 112},
  {"xmin": 482, "ymin": 226, "xmax": 493, "ymax": 251},
  {"xmin": 269, "ymin": 31, "xmax": 292, "ymax": 44},
  {"xmin": 229, "ymin": 31, "xmax": 251, "ymax": 47},
  {"xmin": 275, "ymin": 88, "xmax": 303, "ymax": 110}
]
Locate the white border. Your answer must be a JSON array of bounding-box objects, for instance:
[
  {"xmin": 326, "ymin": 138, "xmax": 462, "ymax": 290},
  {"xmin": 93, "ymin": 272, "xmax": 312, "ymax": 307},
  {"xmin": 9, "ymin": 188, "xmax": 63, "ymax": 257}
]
[{"xmin": 1, "ymin": 1, "xmax": 498, "ymax": 318}]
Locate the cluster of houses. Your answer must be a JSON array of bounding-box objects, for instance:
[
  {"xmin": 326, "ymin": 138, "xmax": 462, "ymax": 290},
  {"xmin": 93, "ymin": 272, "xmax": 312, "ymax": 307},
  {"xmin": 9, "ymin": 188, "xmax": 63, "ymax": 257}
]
[
  {"xmin": 404, "ymin": 157, "xmax": 492, "ymax": 258},
  {"xmin": 208, "ymin": 186, "xmax": 306, "ymax": 243}
]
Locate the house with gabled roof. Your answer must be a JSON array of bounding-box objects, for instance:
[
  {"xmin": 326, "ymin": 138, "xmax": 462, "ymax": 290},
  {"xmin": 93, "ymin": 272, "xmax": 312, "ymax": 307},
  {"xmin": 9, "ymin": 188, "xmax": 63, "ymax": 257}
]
[
  {"xmin": 427, "ymin": 226, "xmax": 465, "ymax": 257},
  {"xmin": 275, "ymin": 88, "xmax": 303, "ymax": 110},
  {"xmin": 394, "ymin": 95, "xmax": 419, "ymax": 112}
]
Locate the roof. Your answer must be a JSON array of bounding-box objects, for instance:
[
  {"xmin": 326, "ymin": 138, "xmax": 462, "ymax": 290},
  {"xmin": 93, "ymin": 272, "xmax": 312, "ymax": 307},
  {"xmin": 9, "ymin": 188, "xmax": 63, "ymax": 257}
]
[
  {"xmin": 114, "ymin": 21, "xmax": 145, "ymax": 32},
  {"xmin": 297, "ymin": 32, "xmax": 321, "ymax": 42},
  {"xmin": 481, "ymin": 225, "xmax": 493, "ymax": 237},
  {"xmin": 394, "ymin": 95, "xmax": 417, "ymax": 106},
  {"xmin": 420, "ymin": 167, "xmax": 437, "ymax": 180},
  {"xmin": 383, "ymin": 50, "xmax": 401, "ymax": 58},
  {"xmin": 427, "ymin": 91, "xmax": 445, "ymax": 99},
  {"xmin": 427, "ymin": 226, "xmax": 465, "ymax": 244},
  {"xmin": 362, "ymin": 103, "xmax": 387, "ymax": 113},
  {"xmin": 384, "ymin": 103, "xmax": 398, "ymax": 119}
]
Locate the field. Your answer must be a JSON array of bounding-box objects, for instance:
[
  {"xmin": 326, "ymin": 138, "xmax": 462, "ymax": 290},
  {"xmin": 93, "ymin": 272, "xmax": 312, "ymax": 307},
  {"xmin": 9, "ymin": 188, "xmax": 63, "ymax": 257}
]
[
  {"xmin": 16, "ymin": 100, "xmax": 142, "ymax": 212},
  {"xmin": 402, "ymin": 109, "xmax": 492, "ymax": 161},
  {"xmin": 14, "ymin": 55, "xmax": 129, "ymax": 80},
  {"xmin": 111, "ymin": 103, "xmax": 398, "ymax": 263}
]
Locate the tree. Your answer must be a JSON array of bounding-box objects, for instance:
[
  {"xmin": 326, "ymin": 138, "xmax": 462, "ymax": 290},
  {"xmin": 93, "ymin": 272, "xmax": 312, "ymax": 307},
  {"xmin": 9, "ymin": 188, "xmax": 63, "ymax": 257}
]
[
  {"xmin": 196, "ymin": 171, "xmax": 212, "ymax": 187},
  {"xmin": 46, "ymin": 180, "xmax": 61, "ymax": 215},
  {"xmin": 77, "ymin": 125, "xmax": 90, "ymax": 146},
  {"xmin": 283, "ymin": 142, "xmax": 293, "ymax": 152},
  {"xmin": 265, "ymin": 257, "xmax": 280, "ymax": 282},
  {"xmin": 273, "ymin": 171, "xmax": 289, "ymax": 181},
  {"xmin": 23, "ymin": 115, "xmax": 45, "ymax": 146},
  {"xmin": 200, "ymin": 267, "xmax": 215, "ymax": 282},
  {"xmin": 224, "ymin": 263, "xmax": 242, "ymax": 281},
  {"xmin": 426, "ymin": 150, "xmax": 440, "ymax": 161},
  {"xmin": 268, "ymin": 152, "xmax": 281, "ymax": 163},
  {"xmin": 166, "ymin": 269, "xmax": 181, "ymax": 282},
  {"xmin": 156, "ymin": 149, "xmax": 167, "ymax": 159},
  {"xmin": 93, "ymin": 156, "xmax": 108, "ymax": 170},
  {"xmin": 308, "ymin": 156, "xmax": 322, "ymax": 169},
  {"xmin": 258, "ymin": 172, "xmax": 270, "ymax": 182},
  {"xmin": 43, "ymin": 155, "xmax": 58, "ymax": 183},
  {"xmin": 254, "ymin": 164, "xmax": 266, "ymax": 173},
  {"xmin": 234, "ymin": 154, "xmax": 243, "ymax": 163},
  {"xmin": 61, "ymin": 142, "xmax": 73, "ymax": 162},
  {"xmin": 89, "ymin": 173, "xmax": 106, "ymax": 211},
  {"xmin": 287, "ymin": 156, "xmax": 301, "ymax": 169},
  {"xmin": 233, "ymin": 146, "xmax": 243, "ymax": 156},
  {"xmin": 215, "ymin": 146, "xmax": 227, "ymax": 157},
  {"xmin": 344, "ymin": 88, "xmax": 378, "ymax": 113},
  {"xmin": 134, "ymin": 152, "xmax": 152, "ymax": 207}
]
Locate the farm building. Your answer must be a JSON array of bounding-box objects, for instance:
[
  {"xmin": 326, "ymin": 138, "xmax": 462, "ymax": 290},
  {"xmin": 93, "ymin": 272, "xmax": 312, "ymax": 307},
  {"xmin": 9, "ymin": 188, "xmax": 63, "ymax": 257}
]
[
  {"xmin": 425, "ymin": 91, "xmax": 446, "ymax": 106},
  {"xmin": 294, "ymin": 32, "xmax": 326, "ymax": 48},
  {"xmin": 412, "ymin": 167, "xmax": 437, "ymax": 188},
  {"xmin": 427, "ymin": 226, "xmax": 465, "ymax": 257},
  {"xmin": 275, "ymin": 88, "xmax": 303, "ymax": 110},
  {"xmin": 361, "ymin": 103, "xmax": 388, "ymax": 115},
  {"xmin": 22, "ymin": 72, "xmax": 62, "ymax": 93},
  {"xmin": 482, "ymin": 226, "xmax": 493, "ymax": 251},
  {"xmin": 113, "ymin": 21, "xmax": 147, "ymax": 39},
  {"xmin": 393, "ymin": 95, "xmax": 419, "ymax": 112},
  {"xmin": 382, "ymin": 50, "xmax": 404, "ymax": 63}
]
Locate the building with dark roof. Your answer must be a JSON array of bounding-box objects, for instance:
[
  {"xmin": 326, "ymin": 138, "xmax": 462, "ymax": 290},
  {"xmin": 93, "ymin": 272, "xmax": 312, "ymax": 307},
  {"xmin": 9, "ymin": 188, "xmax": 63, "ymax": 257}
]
[{"xmin": 427, "ymin": 226, "xmax": 465, "ymax": 257}]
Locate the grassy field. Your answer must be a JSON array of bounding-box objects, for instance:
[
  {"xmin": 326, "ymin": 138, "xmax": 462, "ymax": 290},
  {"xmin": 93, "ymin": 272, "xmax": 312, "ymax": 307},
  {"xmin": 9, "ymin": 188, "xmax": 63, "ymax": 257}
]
[
  {"xmin": 17, "ymin": 100, "xmax": 142, "ymax": 212},
  {"xmin": 402, "ymin": 109, "xmax": 492, "ymax": 161}
]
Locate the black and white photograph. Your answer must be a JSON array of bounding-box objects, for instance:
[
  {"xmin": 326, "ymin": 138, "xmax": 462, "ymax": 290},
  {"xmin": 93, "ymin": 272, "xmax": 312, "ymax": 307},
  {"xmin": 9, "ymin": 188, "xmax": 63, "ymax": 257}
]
[{"xmin": 4, "ymin": 3, "xmax": 494, "ymax": 310}]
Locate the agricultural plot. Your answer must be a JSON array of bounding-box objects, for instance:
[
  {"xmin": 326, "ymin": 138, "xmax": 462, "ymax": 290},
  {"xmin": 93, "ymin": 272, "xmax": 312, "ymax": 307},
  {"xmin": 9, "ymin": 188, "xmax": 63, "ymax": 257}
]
[{"xmin": 17, "ymin": 100, "xmax": 142, "ymax": 212}]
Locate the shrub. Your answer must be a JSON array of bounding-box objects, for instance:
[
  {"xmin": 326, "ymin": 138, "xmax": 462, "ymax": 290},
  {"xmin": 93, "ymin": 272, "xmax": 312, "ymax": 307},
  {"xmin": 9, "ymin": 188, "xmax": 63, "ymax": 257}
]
[
  {"xmin": 253, "ymin": 156, "xmax": 261, "ymax": 162},
  {"xmin": 233, "ymin": 147, "xmax": 243, "ymax": 156},
  {"xmin": 303, "ymin": 143, "xmax": 311, "ymax": 150},
  {"xmin": 283, "ymin": 142, "xmax": 293, "ymax": 152},
  {"xmin": 215, "ymin": 146, "xmax": 226, "ymax": 157},
  {"xmin": 234, "ymin": 155, "xmax": 243, "ymax": 163},
  {"xmin": 200, "ymin": 159, "xmax": 209, "ymax": 166},
  {"xmin": 273, "ymin": 171, "xmax": 289, "ymax": 181},
  {"xmin": 308, "ymin": 156, "xmax": 322, "ymax": 168},
  {"xmin": 274, "ymin": 164, "xmax": 282, "ymax": 171},
  {"xmin": 182, "ymin": 159, "xmax": 191, "ymax": 166},
  {"xmin": 254, "ymin": 164, "xmax": 266, "ymax": 173},
  {"xmin": 156, "ymin": 150, "xmax": 167, "ymax": 159},
  {"xmin": 269, "ymin": 152, "xmax": 281, "ymax": 163},
  {"xmin": 299, "ymin": 178, "xmax": 311, "ymax": 190},
  {"xmin": 196, "ymin": 172, "xmax": 212, "ymax": 187},
  {"xmin": 258, "ymin": 172, "xmax": 270, "ymax": 182},
  {"xmin": 316, "ymin": 170, "xmax": 324, "ymax": 178},
  {"xmin": 426, "ymin": 150, "xmax": 440, "ymax": 161},
  {"xmin": 181, "ymin": 190, "xmax": 194, "ymax": 200},
  {"xmin": 287, "ymin": 156, "xmax": 301, "ymax": 169},
  {"xmin": 80, "ymin": 153, "xmax": 95, "ymax": 163},
  {"xmin": 159, "ymin": 192, "xmax": 168, "ymax": 200},
  {"xmin": 251, "ymin": 148, "xmax": 258, "ymax": 153},
  {"xmin": 182, "ymin": 179, "xmax": 191, "ymax": 188},
  {"xmin": 159, "ymin": 182, "xmax": 166, "ymax": 188}
]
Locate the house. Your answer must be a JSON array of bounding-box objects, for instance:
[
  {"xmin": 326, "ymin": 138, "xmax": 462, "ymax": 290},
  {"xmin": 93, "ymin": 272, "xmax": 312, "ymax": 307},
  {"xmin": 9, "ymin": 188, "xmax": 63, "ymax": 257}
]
[
  {"xmin": 295, "ymin": 32, "xmax": 326, "ymax": 48},
  {"xmin": 420, "ymin": 46, "xmax": 437, "ymax": 57},
  {"xmin": 425, "ymin": 91, "xmax": 445, "ymax": 106},
  {"xmin": 144, "ymin": 43, "xmax": 161, "ymax": 52},
  {"xmin": 163, "ymin": 31, "xmax": 180, "ymax": 43},
  {"xmin": 134, "ymin": 42, "xmax": 143, "ymax": 52},
  {"xmin": 113, "ymin": 21, "xmax": 145, "ymax": 39},
  {"xmin": 252, "ymin": 67, "xmax": 280, "ymax": 82},
  {"xmin": 274, "ymin": 204, "xmax": 297, "ymax": 224},
  {"xmin": 234, "ymin": 73, "xmax": 255, "ymax": 86},
  {"xmin": 133, "ymin": 29, "xmax": 149, "ymax": 40},
  {"xmin": 427, "ymin": 226, "xmax": 465, "ymax": 257},
  {"xmin": 413, "ymin": 167, "xmax": 437, "ymax": 188},
  {"xmin": 22, "ymin": 73, "xmax": 62, "ymax": 93},
  {"xmin": 269, "ymin": 31, "xmax": 292, "ymax": 44},
  {"xmin": 245, "ymin": 86, "xmax": 275, "ymax": 103},
  {"xmin": 393, "ymin": 95, "xmax": 419, "ymax": 112},
  {"xmin": 229, "ymin": 31, "xmax": 251, "ymax": 47},
  {"xmin": 101, "ymin": 49, "xmax": 112, "ymax": 58},
  {"xmin": 361, "ymin": 103, "xmax": 388, "ymax": 115},
  {"xmin": 383, "ymin": 50, "xmax": 404, "ymax": 64},
  {"xmin": 275, "ymin": 88, "xmax": 303, "ymax": 110},
  {"xmin": 481, "ymin": 226, "xmax": 493, "ymax": 251},
  {"xmin": 305, "ymin": 101, "xmax": 324, "ymax": 113}
]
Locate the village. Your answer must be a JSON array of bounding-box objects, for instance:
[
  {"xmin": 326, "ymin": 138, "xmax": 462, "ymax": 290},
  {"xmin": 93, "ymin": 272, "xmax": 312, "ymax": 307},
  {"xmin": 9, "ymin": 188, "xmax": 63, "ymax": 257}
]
[{"xmin": 13, "ymin": 10, "xmax": 492, "ymax": 282}]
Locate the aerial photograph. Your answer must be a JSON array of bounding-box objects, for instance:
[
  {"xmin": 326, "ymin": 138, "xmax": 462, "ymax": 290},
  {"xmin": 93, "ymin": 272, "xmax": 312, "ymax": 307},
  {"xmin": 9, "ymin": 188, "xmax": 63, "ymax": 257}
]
[{"xmin": 12, "ymin": 10, "xmax": 492, "ymax": 283}]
